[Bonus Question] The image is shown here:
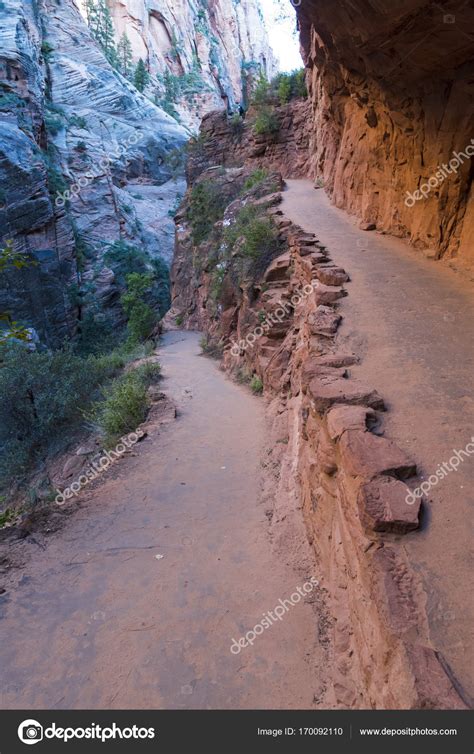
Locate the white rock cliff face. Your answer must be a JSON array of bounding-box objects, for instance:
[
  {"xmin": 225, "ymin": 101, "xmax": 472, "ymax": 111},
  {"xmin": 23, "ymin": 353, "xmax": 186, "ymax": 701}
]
[
  {"xmin": 0, "ymin": 0, "xmax": 273, "ymax": 344},
  {"xmin": 100, "ymin": 0, "xmax": 276, "ymax": 130}
]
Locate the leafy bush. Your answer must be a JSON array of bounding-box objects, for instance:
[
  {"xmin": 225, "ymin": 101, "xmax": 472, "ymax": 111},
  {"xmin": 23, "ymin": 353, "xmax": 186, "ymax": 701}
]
[
  {"xmin": 250, "ymin": 376, "xmax": 263, "ymax": 394},
  {"xmin": 41, "ymin": 41, "xmax": 55, "ymax": 60},
  {"xmin": 70, "ymin": 115, "xmax": 88, "ymax": 129},
  {"xmin": 224, "ymin": 205, "xmax": 278, "ymax": 260},
  {"xmin": 199, "ymin": 334, "xmax": 224, "ymax": 359},
  {"xmin": 121, "ymin": 272, "xmax": 157, "ymax": 344},
  {"xmin": 277, "ymin": 76, "xmax": 292, "ymax": 105},
  {"xmin": 251, "ymin": 74, "xmax": 272, "ymax": 108},
  {"xmin": 92, "ymin": 369, "xmax": 147, "ymax": 445},
  {"xmin": 187, "ymin": 180, "xmax": 226, "ymax": 244},
  {"xmin": 243, "ymin": 168, "xmax": 268, "ymax": 191},
  {"xmin": 46, "ymin": 162, "xmax": 68, "ymax": 195},
  {"xmin": 0, "ymin": 344, "xmax": 101, "ymax": 483},
  {"xmin": 228, "ymin": 112, "xmax": 244, "ymax": 139},
  {"xmin": 273, "ymin": 69, "xmax": 307, "ymax": 104},
  {"xmin": 92, "ymin": 361, "xmax": 159, "ymax": 445},
  {"xmin": 103, "ymin": 241, "xmax": 170, "ymax": 318},
  {"xmin": 253, "ymin": 108, "xmax": 279, "ymax": 137}
]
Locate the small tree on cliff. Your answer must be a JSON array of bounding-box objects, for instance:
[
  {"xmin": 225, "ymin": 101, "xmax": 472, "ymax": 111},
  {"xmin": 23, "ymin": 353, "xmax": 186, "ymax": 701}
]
[
  {"xmin": 117, "ymin": 32, "xmax": 133, "ymax": 79},
  {"xmin": 134, "ymin": 59, "xmax": 149, "ymax": 93},
  {"xmin": 85, "ymin": 0, "xmax": 118, "ymax": 68}
]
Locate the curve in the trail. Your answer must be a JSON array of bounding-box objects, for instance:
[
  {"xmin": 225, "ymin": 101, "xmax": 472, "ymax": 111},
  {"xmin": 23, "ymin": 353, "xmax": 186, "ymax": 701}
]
[
  {"xmin": 281, "ymin": 179, "xmax": 474, "ymax": 700},
  {"xmin": 0, "ymin": 331, "xmax": 326, "ymax": 709}
]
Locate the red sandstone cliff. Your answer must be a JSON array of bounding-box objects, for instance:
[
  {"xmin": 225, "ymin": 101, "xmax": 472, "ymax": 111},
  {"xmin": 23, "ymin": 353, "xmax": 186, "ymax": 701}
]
[{"xmin": 296, "ymin": 0, "xmax": 474, "ymax": 269}]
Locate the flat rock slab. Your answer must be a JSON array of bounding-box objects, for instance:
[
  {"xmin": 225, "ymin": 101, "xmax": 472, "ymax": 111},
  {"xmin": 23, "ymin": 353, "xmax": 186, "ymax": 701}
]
[
  {"xmin": 264, "ymin": 253, "xmax": 291, "ymax": 282},
  {"xmin": 302, "ymin": 357, "xmax": 347, "ymax": 385},
  {"xmin": 326, "ymin": 404, "xmax": 376, "ymax": 441},
  {"xmin": 312, "ymin": 353, "xmax": 359, "ymax": 368},
  {"xmin": 308, "ymin": 376, "xmax": 385, "ymax": 413},
  {"xmin": 314, "ymin": 283, "xmax": 347, "ymax": 305},
  {"xmin": 316, "ymin": 267, "xmax": 350, "ymax": 286},
  {"xmin": 339, "ymin": 429, "xmax": 416, "ymax": 480},
  {"xmin": 308, "ymin": 305, "xmax": 342, "ymax": 336},
  {"xmin": 358, "ymin": 475, "xmax": 421, "ymax": 532}
]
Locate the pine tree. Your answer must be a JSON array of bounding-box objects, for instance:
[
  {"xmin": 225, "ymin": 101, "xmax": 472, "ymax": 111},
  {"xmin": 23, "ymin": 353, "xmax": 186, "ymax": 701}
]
[
  {"xmin": 117, "ymin": 32, "xmax": 133, "ymax": 79},
  {"xmin": 96, "ymin": 0, "xmax": 116, "ymax": 65},
  {"xmin": 134, "ymin": 58, "xmax": 149, "ymax": 93},
  {"xmin": 85, "ymin": 0, "xmax": 118, "ymax": 68},
  {"xmin": 84, "ymin": 0, "xmax": 99, "ymax": 36}
]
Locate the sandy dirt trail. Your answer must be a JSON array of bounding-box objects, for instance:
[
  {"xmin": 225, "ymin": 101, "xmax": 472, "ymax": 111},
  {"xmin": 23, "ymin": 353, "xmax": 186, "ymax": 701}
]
[
  {"xmin": 282, "ymin": 180, "xmax": 474, "ymax": 700},
  {"xmin": 0, "ymin": 331, "xmax": 326, "ymax": 709}
]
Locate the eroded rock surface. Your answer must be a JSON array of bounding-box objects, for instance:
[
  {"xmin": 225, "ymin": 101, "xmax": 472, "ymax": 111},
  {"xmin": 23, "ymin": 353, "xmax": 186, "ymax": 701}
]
[{"xmin": 296, "ymin": 0, "xmax": 474, "ymax": 269}]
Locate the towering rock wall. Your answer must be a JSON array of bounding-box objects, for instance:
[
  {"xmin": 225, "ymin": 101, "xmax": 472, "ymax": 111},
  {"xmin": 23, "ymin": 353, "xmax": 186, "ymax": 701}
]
[
  {"xmin": 0, "ymin": 0, "xmax": 275, "ymax": 346},
  {"xmin": 98, "ymin": 0, "xmax": 276, "ymax": 131},
  {"xmin": 295, "ymin": 0, "xmax": 474, "ymax": 269}
]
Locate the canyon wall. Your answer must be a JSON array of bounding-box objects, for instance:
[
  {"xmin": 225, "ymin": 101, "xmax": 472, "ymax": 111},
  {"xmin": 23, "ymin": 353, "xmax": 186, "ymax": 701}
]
[
  {"xmin": 186, "ymin": 99, "xmax": 310, "ymax": 183},
  {"xmin": 100, "ymin": 0, "xmax": 276, "ymax": 131},
  {"xmin": 0, "ymin": 0, "xmax": 189, "ymax": 346},
  {"xmin": 295, "ymin": 0, "xmax": 474, "ymax": 269},
  {"xmin": 0, "ymin": 0, "xmax": 273, "ymax": 346}
]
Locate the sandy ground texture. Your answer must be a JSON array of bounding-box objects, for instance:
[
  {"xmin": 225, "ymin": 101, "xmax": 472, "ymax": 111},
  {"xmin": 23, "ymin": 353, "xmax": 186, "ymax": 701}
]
[
  {"xmin": 0, "ymin": 331, "xmax": 330, "ymax": 709},
  {"xmin": 281, "ymin": 180, "xmax": 474, "ymax": 701}
]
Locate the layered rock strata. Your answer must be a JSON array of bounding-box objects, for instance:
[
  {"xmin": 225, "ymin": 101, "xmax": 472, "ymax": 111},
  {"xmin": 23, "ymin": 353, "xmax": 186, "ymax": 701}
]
[
  {"xmin": 0, "ymin": 0, "xmax": 187, "ymax": 345},
  {"xmin": 105, "ymin": 0, "xmax": 276, "ymax": 131}
]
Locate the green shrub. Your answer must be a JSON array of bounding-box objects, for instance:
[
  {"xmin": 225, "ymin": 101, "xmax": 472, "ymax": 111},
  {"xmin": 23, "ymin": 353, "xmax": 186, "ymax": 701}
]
[
  {"xmin": 272, "ymin": 69, "xmax": 307, "ymax": 103},
  {"xmin": 103, "ymin": 241, "xmax": 170, "ymax": 317},
  {"xmin": 235, "ymin": 366, "xmax": 252, "ymax": 384},
  {"xmin": 253, "ymin": 108, "xmax": 279, "ymax": 137},
  {"xmin": 69, "ymin": 115, "xmax": 88, "ymax": 129},
  {"xmin": 127, "ymin": 300, "xmax": 156, "ymax": 343},
  {"xmin": 229, "ymin": 112, "xmax": 244, "ymax": 139},
  {"xmin": 44, "ymin": 111, "xmax": 64, "ymax": 136},
  {"xmin": 0, "ymin": 344, "xmax": 101, "ymax": 484},
  {"xmin": 0, "ymin": 507, "xmax": 14, "ymax": 527},
  {"xmin": 292, "ymin": 69, "xmax": 307, "ymax": 98},
  {"xmin": 199, "ymin": 334, "xmax": 224, "ymax": 359},
  {"xmin": 120, "ymin": 272, "xmax": 157, "ymax": 344},
  {"xmin": 250, "ymin": 376, "xmax": 263, "ymax": 394},
  {"xmin": 243, "ymin": 168, "xmax": 268, "ymax": 191},
  {"xmin": 175, "ymin": 314, "xmax": 183, "ymax": 326},
  {"xmin": 135, "ymin": 360, "xmax": 161, "ymax": 383},
  {"xmin": 46, "ymin": 163, "xmax": 68, "ymax": 195},
  {"xmin": 224, "ymin": 205, "xmax": 278, "ymax": 260},
  {"xmin": 93, "ymin": 369, "xmax": 148, "ymax": 445},
  {"xmin": 41, "ymin": 41, "xmax": 55, "ymax": 60},
  {"xmin": 251, "ymin": 74, "xmax": 272, "ymax": 108},
  {"xmin": 209, "ymin": 265, "xmax": 226, "ymax": 305},
  {"xmin": 187, "ymin": 180, "xmax": 226, "ymax": 244},
  {"xmin": 277, "ymin": 76, "xmax": 292, "ymax": 105}
]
